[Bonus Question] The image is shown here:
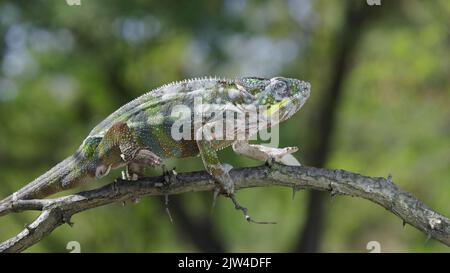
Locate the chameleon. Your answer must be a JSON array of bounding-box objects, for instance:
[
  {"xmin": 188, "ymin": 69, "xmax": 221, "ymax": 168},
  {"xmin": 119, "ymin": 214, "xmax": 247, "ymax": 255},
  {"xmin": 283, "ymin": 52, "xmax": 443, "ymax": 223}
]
[{"xmin": 0, "ymin": 76, "xmax": 310, "ymax": 208}]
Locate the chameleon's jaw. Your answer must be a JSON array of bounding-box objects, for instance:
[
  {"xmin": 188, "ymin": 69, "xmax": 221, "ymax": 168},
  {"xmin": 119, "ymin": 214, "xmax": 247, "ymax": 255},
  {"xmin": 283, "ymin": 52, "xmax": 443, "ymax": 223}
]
[{"xmin": 286, "ymin": 80, "xmax": 310, "ymax": 118}]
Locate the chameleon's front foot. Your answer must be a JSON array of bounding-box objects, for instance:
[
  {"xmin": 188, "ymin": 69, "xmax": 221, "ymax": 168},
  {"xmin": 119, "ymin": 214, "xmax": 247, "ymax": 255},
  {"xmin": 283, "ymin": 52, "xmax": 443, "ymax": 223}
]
[
  {"xmin": 264, "ymin": 147, "xmax": 301, "ymax": 168},
  {"xmin": 208, "ymin": 163, "xmax": 234, "ymax": 210},
  {"xmin": 209, "ymin": 163, "xmax": 234, "ymax": 195},
  {"xmin": 265, "ymin": 156, "xmax": 276, "ymax": 168}
]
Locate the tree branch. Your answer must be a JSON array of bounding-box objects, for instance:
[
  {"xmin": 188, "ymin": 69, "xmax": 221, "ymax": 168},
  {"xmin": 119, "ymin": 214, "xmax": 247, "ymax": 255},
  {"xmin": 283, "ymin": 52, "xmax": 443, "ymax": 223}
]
[{"xmin": 0, "ymin": 163, "xmax": 449, "ymax": 252}]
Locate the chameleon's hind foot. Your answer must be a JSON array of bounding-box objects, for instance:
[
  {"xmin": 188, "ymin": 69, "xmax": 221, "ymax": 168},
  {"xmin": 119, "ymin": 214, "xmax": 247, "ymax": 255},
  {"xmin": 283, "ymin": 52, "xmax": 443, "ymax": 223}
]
[
  {"xmin": 121, "ymin": 148, "xmax": 161, "ymax": 167},
  {"xmin": 121, "ymin": 148, "xmax": 163, "ymax": 181}
]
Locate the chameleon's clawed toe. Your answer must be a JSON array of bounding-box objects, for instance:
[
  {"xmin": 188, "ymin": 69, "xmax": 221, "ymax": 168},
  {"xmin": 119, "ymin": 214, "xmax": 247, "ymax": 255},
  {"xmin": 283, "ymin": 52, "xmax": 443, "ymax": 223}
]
[
  {"xmin": 121, "ymin": 170, "xmax": 128, "ymax": 180},
  {"xmin": 265, "ymin": 156, "xmax": 276, "ymax": 167},
  {"xmin": 121, "ymin": 170, "xmax": 139, "ymax": 181},
  {"xmin": 95, "ymin": 164, "xmax": 111, "ymax": 179}
]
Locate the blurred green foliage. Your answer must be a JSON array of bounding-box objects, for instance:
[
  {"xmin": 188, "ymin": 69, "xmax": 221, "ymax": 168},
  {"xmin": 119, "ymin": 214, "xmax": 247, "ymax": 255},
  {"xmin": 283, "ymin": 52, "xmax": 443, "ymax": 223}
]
[{"xmin": 0, "ymin": 0, "xmax": 448, "ymax": 252}]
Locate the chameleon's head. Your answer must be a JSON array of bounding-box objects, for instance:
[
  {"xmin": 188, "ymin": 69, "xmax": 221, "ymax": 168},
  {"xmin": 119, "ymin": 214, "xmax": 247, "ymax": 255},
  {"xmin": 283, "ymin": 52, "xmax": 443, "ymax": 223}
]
[{"xmin": 237, "ymin": 76, "xmax": 311, "ymax": 121}]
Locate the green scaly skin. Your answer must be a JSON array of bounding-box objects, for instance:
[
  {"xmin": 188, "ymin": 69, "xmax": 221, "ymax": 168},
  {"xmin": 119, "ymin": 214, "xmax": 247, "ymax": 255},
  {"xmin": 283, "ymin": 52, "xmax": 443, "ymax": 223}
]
[{"xmin": 0, "ymin": 76, "xmax": 310, "ymax": 206}]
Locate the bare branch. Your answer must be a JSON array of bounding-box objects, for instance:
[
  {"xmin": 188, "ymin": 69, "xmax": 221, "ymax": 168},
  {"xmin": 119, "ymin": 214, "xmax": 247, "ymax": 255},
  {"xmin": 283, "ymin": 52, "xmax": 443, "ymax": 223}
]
[{"xmin": 0, "ymin": 163, "xmax": 449, "ymax": 252}]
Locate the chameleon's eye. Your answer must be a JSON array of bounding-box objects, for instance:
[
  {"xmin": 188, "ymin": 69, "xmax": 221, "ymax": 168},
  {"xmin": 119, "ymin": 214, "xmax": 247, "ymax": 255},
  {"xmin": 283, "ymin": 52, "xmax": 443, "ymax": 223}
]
[{"xmin": 272, "ymin": 80, "xmax": 288, "ymax": 101}]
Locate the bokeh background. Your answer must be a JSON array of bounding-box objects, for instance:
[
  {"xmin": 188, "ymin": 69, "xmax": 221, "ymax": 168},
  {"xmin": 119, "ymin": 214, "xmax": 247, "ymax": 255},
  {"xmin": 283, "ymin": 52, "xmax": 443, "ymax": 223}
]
[{"xmin": 0, "ymin": 0, "xmax": 449, "ymax": 252}]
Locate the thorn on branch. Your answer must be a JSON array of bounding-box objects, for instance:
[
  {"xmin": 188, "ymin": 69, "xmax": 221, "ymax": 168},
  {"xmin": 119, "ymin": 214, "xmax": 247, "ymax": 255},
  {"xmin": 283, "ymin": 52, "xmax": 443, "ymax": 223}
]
[
  {"xmin": 425, "ymin": 231, "xmax": 432, "ymax": 243},
  {"xmin": 164, "ymin": 194, "xmax": 173, "ymax": 224},
  {"xmin": 330, "ymin": 190, "xmax": 339, "ymax": 199},
  {"xmin": 112, "ymin": 179, "xmax": 120, "ymax": 194},
  {"xmin": 210, "ymin": 188, "xmax": 221, "ymax": 215},
  {"xmin": 387, "ymin": 174, "xmax": 393, "ymax": 184},
  {"xmin": 292, "ymin": 186, "xmax": 302, "ymax": 200},
  {"xmin": 329, "ymin": 182, "xmax": 339, "ymax": 199},
  {"xmin": 62, "ymin": 213, "xmax": 74, "ymax": 227}
]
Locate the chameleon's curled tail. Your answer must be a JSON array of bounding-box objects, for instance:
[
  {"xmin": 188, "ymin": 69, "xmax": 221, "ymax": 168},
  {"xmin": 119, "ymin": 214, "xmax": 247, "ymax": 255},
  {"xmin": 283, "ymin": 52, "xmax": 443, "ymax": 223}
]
[{"xmin": 0, "ymin": 153, "xmax": 92, "ymax": 216}]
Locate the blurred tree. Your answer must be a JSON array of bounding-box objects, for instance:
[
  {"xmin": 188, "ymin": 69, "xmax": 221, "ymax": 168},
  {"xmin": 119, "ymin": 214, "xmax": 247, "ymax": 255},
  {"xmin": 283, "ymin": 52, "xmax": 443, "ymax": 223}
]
[{"xmin": 295, "ymin": 0, "xmax": 401, "ymax": 253}]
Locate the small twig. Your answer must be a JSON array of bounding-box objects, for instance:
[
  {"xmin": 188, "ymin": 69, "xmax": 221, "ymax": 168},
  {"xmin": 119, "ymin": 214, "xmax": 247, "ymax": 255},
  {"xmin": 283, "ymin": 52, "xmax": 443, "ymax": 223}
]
[{"xmin": 229, "ymin": 194, "xmax": 276, "ymax": 224}]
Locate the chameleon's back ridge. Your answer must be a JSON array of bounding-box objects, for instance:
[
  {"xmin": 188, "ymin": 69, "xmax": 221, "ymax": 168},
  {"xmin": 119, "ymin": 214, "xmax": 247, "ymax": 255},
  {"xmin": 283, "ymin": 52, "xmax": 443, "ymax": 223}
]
[{"xmin": 89, "ymin": 76, "xmax": 229, "ymax": 138}]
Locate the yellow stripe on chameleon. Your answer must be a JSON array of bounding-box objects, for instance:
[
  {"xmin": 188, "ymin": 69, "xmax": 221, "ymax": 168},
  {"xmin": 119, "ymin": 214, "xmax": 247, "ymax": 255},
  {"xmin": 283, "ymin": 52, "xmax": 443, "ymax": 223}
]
[{"xmin": 266, "ymin": 98, "xmax": 290, "ymax": 117}]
